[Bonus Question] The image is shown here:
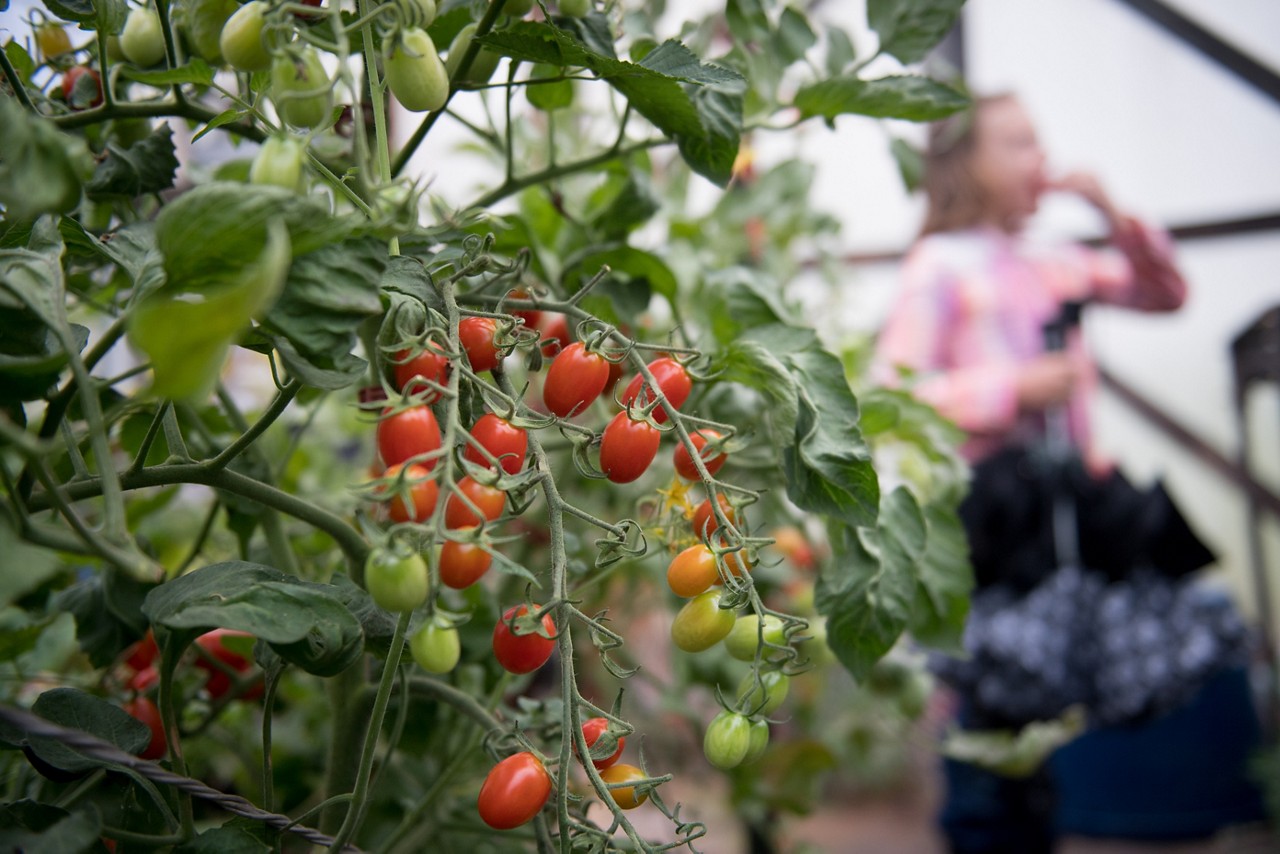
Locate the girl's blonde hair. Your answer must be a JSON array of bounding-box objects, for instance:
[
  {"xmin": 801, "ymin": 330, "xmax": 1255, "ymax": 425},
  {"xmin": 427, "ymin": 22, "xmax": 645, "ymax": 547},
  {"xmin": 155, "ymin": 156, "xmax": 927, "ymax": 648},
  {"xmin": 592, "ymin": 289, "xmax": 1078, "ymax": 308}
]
[{"xmin": 919, "ymin": 92, "xmax": 1016, "ymax": 236}]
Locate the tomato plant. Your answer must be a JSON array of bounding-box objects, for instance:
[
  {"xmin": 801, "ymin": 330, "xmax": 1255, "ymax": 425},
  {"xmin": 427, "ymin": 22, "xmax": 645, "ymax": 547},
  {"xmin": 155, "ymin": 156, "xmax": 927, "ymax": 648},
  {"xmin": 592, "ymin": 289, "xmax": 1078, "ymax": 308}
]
[
  {"xmin": 377, "ymin": 405, "xmax": 443, "ymax": 469},
  {"xmin": 600, "ymin": 764, "xmax": 650, "ymax": 810},
  {"xmin": 580, "ymin": 717, "xmax": 625, "ymax": 769},
  {"xmin": 477, "ymin": 752, "xmax": 552, "ymax": 830},
  {"xmin": 0, "ymin": 1, "xmax": 975, "ymax": 850},
  {"xmin": 438, "ymin": 536, "xmax": 492, "ymax": 589},
  {"xmin": 493, "ymin": 605, "xmax": 556, "ymax": 674},
  {"xmin": 464, "ymin": 413, "xmax": 527, "ymax": 474},
  {"xmin": 543, "ymin": 342, "xmax": 610, "ymax": 418},
  {"xmin": 444, "ymin": 476, "xmax": 506, "ymax": 528},
  {"xmin": 599, "ymin": 411, "xmax": 661, "ymax": 484}
]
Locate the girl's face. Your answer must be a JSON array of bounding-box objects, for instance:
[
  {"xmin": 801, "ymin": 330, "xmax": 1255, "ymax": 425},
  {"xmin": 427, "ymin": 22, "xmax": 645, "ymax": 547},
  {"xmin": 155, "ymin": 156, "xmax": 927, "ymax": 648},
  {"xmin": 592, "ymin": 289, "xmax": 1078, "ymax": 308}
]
[{"xmin": 970, "ymin": 98, "xmax": 1047, "ymax": 230}]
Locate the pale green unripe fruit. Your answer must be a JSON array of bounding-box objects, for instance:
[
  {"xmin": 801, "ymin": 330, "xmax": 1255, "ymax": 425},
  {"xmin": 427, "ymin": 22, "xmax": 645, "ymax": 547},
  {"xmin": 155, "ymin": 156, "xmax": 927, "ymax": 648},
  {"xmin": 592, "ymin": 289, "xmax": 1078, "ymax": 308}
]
[
  {"xmin": 220, "ymin": 1, "xmax": 272, "ymax": 72},
  {"xmin": 723, "ymin": 614, "xmax": 787, "ymax": 662},
  {"xmin": 271, "ymin": 48, "xmax": 332, "ymax": 130},
  {"xmin": 121, "ymin": 9, "xmax": 167, "ymax": 67},
  {"xmin": 410, "ymin": 620, "xmax": 461, "ymax": 674},
  {"xmin": 249, "ymin": 135, "xmax": 305, "ymax": 191},
  {"xmin": 385, "ymin": 28, "xmax": 449, "ymax": 113}
]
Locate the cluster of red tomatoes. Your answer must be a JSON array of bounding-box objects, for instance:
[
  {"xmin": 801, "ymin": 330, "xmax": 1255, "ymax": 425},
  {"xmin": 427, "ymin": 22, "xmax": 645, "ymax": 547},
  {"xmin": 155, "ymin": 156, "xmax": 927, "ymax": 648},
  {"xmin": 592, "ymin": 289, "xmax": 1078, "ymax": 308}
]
[{"xmin": 115, "ymin": 628, "xmax": 262, "ymax": 761}]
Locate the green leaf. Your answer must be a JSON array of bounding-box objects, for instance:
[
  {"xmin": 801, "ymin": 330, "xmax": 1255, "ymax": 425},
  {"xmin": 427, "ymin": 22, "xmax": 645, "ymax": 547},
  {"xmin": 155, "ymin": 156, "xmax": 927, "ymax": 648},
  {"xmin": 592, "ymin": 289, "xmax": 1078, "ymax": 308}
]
[
  {"xmin": 42, "ymin": 0, "xmax": 96, "ymax": 24},
  {"xmin": 0, "ymin": 804, "xmax": 102, "ymax": 853},
  {"xmin": 716, "ymin": 339, "xmax": 798, "ymax": 445},
  {"xmin": 85, "ymin": 123, "xmax": 180, "ymax": 200},
  {"xmin": 378, "ymin": 254, "xmax": 442, "ymax": 310},
  {"xmin": 701, "ymin": 267, "xmax": 788, "ymax": 345},
  {"xmin": 52, "ymin": 569, "xmax": 156, "ymax": 668},
  {"xmin": 0, "ymin": 618, "xmax": 56, "ymax": 664},
  {"xmin": 265, "ymin": 334, "xmax": 368, "ymax": 390},
  {"xmin": 0, "ymin": 688, "xmax": 150, "ymax": 772},
  {"xmin": 780, "ymin": 346, "xmax": 878, "ymax": 529},
  {"xmin": 815, "ymin": 488, "xmax": 923, "ymax": 679},
  {"xmin": 192, "ymin": 108, "xmax": 251, "ymax": 143},
  {"xmin": 941, "ymin": 707, "xmax": 1087, "ymax": 778},
  {"xmin": 129, "ymin": 218, "xmax": 289, "ymax": 400},
  {"xmin": 867, "ymin": 0, "xmax": 965, "ymax": 65},
  {"xmin": 0, "ymin": 100, "xmax": 92, "ymax": 220},
  {"xmin": 824, "ymin": 25, "xmax": 857, "ymax": 76},
  {"xmin": 567, "ymin": 244, "xmax": 677, "ymax": 313},
  {"xmin": 174, "ymin": 819, "xmax": 278, "ymax": 854},
  {"xmin": 584, "ymin": 169, "xmax": 660, "ymax": 240},
  {"xmin": 328, "ymin": 573, "xmax": 397, "ymax": 658},
  {"xmin": 142, "ymin": 562, "xmax": 364, "ymax": 676},
  {"xmin": 908, "ymin": 503, "xmax": 972, "ymax": 652},
  {"xmin": 4, "ymin": 40, "xmax": 35, "ymax": 83},
  {"xmin": 774, "ymin": 6, "xmax": 817, "ymax": 65},
  {"xmin": 890, "ymin": 136, "xmax": 924, "ymax": 192},
  {"xmin": 261, "ymin": 237, "xmax": 387, "ymax": 360},
  {"xmin": 119, "ymin": 58, "xmax": 216, "ymax": 87},
  {"xmin": 525, "ymin": 64, "xmax": 574, "ymax": 111},
  {"xmin": 794, "ymin": 74, "xmax": 968, "ymax": 122}
]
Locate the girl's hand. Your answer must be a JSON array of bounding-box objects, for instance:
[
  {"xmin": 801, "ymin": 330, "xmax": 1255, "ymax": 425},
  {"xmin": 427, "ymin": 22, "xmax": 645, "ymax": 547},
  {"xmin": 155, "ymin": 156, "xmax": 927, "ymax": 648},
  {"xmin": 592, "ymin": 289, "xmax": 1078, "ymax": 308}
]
[
  {"xmin": 1015, "ymin": 353, "xmax": 1081, "ymax": 412},
  {"xmin": 1049, "ymin": 171, "xmax": 1121, "ymax": 226}
]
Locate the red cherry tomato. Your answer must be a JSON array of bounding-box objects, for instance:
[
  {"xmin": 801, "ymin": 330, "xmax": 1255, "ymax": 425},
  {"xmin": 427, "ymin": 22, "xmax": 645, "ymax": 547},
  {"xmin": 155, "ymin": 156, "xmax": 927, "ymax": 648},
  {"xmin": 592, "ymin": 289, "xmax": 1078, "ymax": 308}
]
[
  {"xmin": 62, "ymin": 66, "xmax": 104, "ymax": 109},
  {"xmin": 439, "ymin": 536, "xmax": 493, "ymax": 589},
  {"xmin": 380, "ymin": 462, "xmax": 439, "ymax": 523},
  {"xmin": 123, "ymin": 697, "xmax": 166, "ymax": 760},
  {"xmin": 194, "ymin": 629, "xmax": 262, "ymax": 700},
  {"xmin": 123, "ymin": 629, "xmax": 159, "ymax": 673},
  {"xmin": 464, "ymin": 413, "xmax": 528, "ymax": 475},
  {"xmin": 459, "ymin": 317, "xmax": 502, "ymax": 373},
  {"xmin": 393, "ymin": 345, "xmax": 450, "ymax": 401},
  {"xmin": 599, "ymin": 411, "xmax": 660, "ymax": 484},
  {"xmin": 128, "ymin": 665, "xmax": 159, "ymax": 693},
  {"xmin": 492, "ymin": 604, "xmax": 556, "ymax": 674},
  {"xmin": 377, "ymin": 405, "xmax": 442, "ymax": 469},
  {"xmin": 537, "ymin": 313, "xmax": 570, "ymax": 357},
  {"xmin": 580, "ymin": 717, "xmax": 625, "ymax": 769},
  {"xmin": 691, "ymin": 494, "xmax": 735, "ymax": 541},
  {"xmin": 620, "ymin": 358, "xmax": 692, "ymax": 423},
  {"xmin": 444, "ymin": 477, "xmax": 506, "ymax": 528},
  {"xmin": 543, "ymin": 342, "xmax": 610, "ymax": 418},
  {"xmin": 673, "ymin": 429, "xmax": 727, "ymax": 480},
  {"xmin": 505, "ymin": 289, "xmax": 542, "ymax": 329},
  {"xmin": 477, "ymin": 751, "xmax": 552, "ymax": 830}
]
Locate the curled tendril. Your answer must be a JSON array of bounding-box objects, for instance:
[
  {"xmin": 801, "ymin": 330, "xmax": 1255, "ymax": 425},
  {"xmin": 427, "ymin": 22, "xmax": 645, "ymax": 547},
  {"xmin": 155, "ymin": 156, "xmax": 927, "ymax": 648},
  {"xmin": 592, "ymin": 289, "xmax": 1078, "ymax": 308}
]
[{"xmin": 594, "ymin": 518, "xmax": 646, "ymax": 569}]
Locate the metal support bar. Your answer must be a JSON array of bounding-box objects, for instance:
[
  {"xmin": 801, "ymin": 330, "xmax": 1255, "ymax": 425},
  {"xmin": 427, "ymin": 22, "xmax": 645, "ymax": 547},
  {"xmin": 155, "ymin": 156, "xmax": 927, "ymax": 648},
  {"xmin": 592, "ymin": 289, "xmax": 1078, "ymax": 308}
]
[{"xmin": 1112, "ymin": 0, "xmax": 1280, "ymax": 107}]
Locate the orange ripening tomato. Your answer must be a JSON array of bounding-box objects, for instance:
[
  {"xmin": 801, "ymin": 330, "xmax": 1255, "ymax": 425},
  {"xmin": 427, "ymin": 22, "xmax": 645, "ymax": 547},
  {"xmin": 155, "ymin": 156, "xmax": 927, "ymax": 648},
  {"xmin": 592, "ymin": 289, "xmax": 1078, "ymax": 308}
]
[
  {"xmin": 691, "ymin": 494, "xmax": 735, "ymax": 541},
  {"xmin": 439, "ymin": 536, "xmax": 493, "ymax": 589}
]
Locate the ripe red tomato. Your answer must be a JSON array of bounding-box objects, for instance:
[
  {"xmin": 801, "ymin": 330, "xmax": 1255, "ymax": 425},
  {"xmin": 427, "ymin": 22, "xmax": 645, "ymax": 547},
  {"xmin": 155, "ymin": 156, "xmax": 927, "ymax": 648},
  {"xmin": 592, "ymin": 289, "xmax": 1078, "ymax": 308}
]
[
  {"xmin": 393, "ymin": 345, "xmax": 450, "ymax": 401},
  {"xmin": 691, "ymin": 494, "xmax": 735, "ymax": 541},
  {"xmin": 439, "ymin": 536, "xmax": 493, "ymax": 589},
  {"xmin": 620, "ymin": 357, "xmax": 691, "ymax": 423},
  {"xmin": 62, "ymin": 66, "xmax": 103, "ymax": 110},
  {"xmin": 600, "ymin": 763, "xmax": 649, "ymax": 809},
  {"xmin": 123, "ymin": 629, "xmax": 159, "ymax": 673},
  {"xmin": 128, "ymin": 665, "xmax": 159, "ymax": 693},
  {"xmin": 380, "ymin": 462, "xmax": 439, "ymax": 524},
  {"xmin": 444, "ymin": 477, "xmax": 506, "ymax": 528},
  {"xmin": 492, "ymin": 604, "xmax": 556, "ymax": 674},
  {"xmin": 505, "ymin": 289, "xmax": 542, "ymax": 329},
  {"xmin": 599, "ymin": 411, "xmax": 660, "ymax": 484},
  {"xmin": 666, "ymin": 544, "xmax": 719, "ymax": 598},
  {"xmin": 543, "ymin": 342, "xmax": 610, "ymax": 418},
  {"xmin": 673, "ymin": 429, "xmax": 727, "ymax": 480},
  {"xmin": 194, "ymin": 629, "xmax": 262, "ymax": 700},
  {"xmin": 580, "ymin": 717, "xmax": 625, "ymax": 769},
  {"xmin": 459, "ymin": 317, "xmax": 502, "ymax": 373},
  {"xmin": 123, "ymin": 697, "xmax": 166, "ymax": 760},
  {"xmin": 377, "ymin": 405, "xmax": 442, "ymax": 469},
  {"xmin": 464, "ymin": 413, "xmax": 528, "ymax": 475},
  {"xmin": 536, "ymin": 313, "xmax": 570, "ymax": 357},
  {"xmin": 477, "ymin": 751, "xmax": 552, "ymax": 829}
]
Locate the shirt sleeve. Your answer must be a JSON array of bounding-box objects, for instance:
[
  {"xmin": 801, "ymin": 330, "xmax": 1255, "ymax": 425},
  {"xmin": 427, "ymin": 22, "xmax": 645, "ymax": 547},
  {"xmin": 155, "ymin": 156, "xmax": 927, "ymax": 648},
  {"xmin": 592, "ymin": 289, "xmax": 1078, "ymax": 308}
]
[
  {"xmin": 872, "ymin": 243, "xmax": 1021, "ymax": 435},
  {"xmin": 1057, "ymin": 217, "xmax": 1188, "ymax": 311}
]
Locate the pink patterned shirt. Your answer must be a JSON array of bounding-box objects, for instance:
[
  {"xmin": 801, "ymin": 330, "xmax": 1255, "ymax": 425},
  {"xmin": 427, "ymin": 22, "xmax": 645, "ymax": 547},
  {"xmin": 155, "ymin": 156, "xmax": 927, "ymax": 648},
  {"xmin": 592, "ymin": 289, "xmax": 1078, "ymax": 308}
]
[{"xmin": 873, "ymin": 219, "xmax": 1186, "ymax": 465}]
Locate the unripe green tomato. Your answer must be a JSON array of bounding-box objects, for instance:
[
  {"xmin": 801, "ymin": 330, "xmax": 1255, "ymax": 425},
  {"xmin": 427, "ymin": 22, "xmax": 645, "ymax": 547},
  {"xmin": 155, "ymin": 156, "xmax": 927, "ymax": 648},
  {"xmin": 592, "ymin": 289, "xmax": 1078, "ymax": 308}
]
[
  {"xmin": 365, "ymin": 550, "xmax": 430, "ymax": 612},
  {"xmin": 671, "ymin": 590, "xmax": 736, "ymax": 653},
  {"xmin": 36, "ymin": 23, "xmax": 73, "ymax": 59},
  {"xmin": 105, "ymin": 35, "xmax": 128, "ymax": 63},
  {"xmin": 506, "ymin": 0, "xmax": 535, "ymax": 16},
  {"xmin": 220, "ymin": 0, "xmax": 271, "ymax": 72},
  {"xmin": 703, "ymin": 710, "xmax": 751, "ymax": 770},
  {"xmin": 799, "ymin": 615, "xmax": 837, "ymax": 666},
  {"xmin": 444, "ymin": 22, "xmax": 500, "ymax": 84},
  {"xmin": 249, "ymin": 135, "xmax": 305, "ymax": 190},
  {"xmin": 723, "ymin": 614, "xmax": 787, "ymax": 662},
  {"xmin": 272, "ymin": 48, "xmax": 331, "ymax": 129},
  {"xmin": 121, "ymin": 8, "xmax": 167, "ymax": 67},
  {"xmin": 410, "ymin": 619, "xmax": 460, "ymax": 674},
  {"xmin": 175, "ymin": 0, "xmax": 239, "ymax": 64},
  {"xmin": 742, "ymin": 718, "xmax": 769, "ymax": 764},
  {"xmin": 559, "ymin": 0, "xmax": 589, "ymax": 17},
  {"xmin": 737, "ymin": 669, "xmax": 789, "ymax": 716},
  {"xmin": 385, "ymin": 28, "xmax": 449, "ymax": 113}
]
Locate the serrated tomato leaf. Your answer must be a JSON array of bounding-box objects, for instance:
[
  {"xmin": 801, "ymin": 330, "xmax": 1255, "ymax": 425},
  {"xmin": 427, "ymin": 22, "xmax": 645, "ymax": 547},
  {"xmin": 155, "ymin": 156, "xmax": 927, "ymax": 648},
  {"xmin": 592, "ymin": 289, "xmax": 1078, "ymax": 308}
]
[{"xmin": 794, "ymin": 74, "xmax": 967, "ymax": 122}]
